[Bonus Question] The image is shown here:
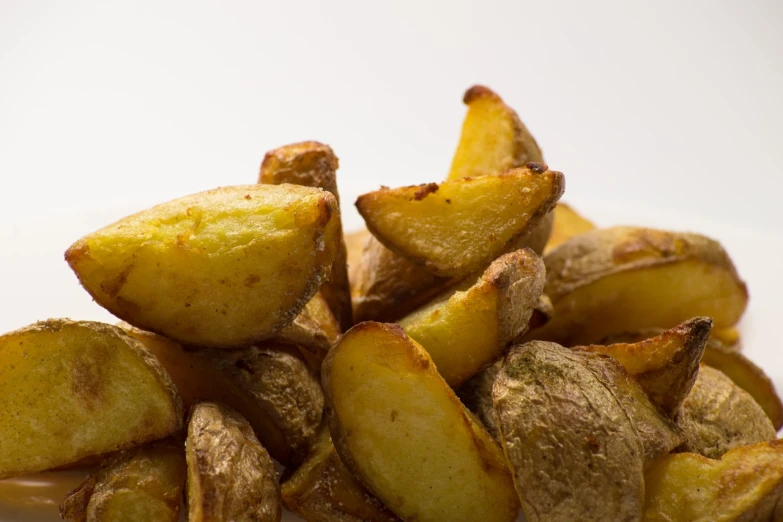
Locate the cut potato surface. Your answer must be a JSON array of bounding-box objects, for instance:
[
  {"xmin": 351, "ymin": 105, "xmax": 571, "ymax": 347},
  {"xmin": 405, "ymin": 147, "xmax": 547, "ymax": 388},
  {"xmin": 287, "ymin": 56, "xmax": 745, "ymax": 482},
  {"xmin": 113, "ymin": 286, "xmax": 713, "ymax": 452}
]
[
  {"xmin": 323, "ymin": 322, "xmax": 520, "ymax": 522},
  {"xmin": 0, "ymin": 320, "xmax": 182, "ymax": 480},
  {"xmin": 399, "ymin": 249, "xmax": 544, "ymax": 387},
  {"xmin": 356, "ymin": 165, "xmax": 564, "ymax": 277},
  {"xmin": 66, "ymin": 184, "xmax": 341, "ymax": 347},
  {"xmin": 544, "ymin": 202, "xmax": 596, "ymax": 253}
]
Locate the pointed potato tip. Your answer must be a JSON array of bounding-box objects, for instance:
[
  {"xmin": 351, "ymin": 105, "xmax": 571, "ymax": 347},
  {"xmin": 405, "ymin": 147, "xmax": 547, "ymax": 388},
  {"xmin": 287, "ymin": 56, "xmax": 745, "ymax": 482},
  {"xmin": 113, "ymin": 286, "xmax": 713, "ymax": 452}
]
[{"xmin": 463, "ymin": 85, "xmax": 502, "ymax": 104}]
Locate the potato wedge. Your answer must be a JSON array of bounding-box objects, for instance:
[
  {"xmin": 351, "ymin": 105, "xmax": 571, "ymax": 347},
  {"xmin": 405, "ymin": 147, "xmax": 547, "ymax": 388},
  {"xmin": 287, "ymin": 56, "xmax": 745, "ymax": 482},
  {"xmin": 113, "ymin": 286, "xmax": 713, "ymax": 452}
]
[
  {"xmin": 643, "ymin": 440, "xmax": 783, "ymax": 522},
  {"xmin": 399, "ymin": 249, "xmax": 545, "ymax": 387},
  {"xmin": 345, "ymin": 228, "xmax": 371, "ymax": 288},
  {"xmin": 60, "ymin": 438, "xmax": 186, "ymax": 522},
  {"xmin": 493, "ymin": 341, "xmax": 646, "ymax": 522},
  {"xmin": 272, "ymin": 292, "xmax": 340, "ymax": 370},
  {"xmin": 677, "ymin": 365, "xmax": 775, "ymax": 459},
  {"xmin": 574, "ymin": 317, "xmax": 712, "ymax": 416},
  {"xmin": 186, "ymin": 402, "xmax": 281, "ymax": 522},
  {"xmin": 66, "ymin": 184, "xmax": 341, "ymax": 348},
  {"xmin": 123, "ymin": 326, "xmax": 323, "ymax": 466},
  {"xmin": 543, "ymin": 202, "xmax": 596, "ymax": 254},
  {"xmin": 281, "ymin": 427, "xmax": 400, "ymax": 522},
  {"xmin": 323, "ymin": 322, "xmax": 520, "ymax": 522},
  {"xmin": 447, "ymin": 85, "xmax": 543, "ymax": 181},
  {"xmin": 532, "ymin": 227, "xmax": 748, "ymax": 345},
  {"xmin": 0, "ymin": 320, "xmax": 182, "ymax": 479},
  {"xmin": 711, "ymin": 326, "xmax": 741, "ymax": 349},
  {"xmin": 356, "ymin": 165, "xmax": 564, "ymax": 277},
  {"xmin": 260, "ymin": 141, "xmax": 353, "ymax": 331}
]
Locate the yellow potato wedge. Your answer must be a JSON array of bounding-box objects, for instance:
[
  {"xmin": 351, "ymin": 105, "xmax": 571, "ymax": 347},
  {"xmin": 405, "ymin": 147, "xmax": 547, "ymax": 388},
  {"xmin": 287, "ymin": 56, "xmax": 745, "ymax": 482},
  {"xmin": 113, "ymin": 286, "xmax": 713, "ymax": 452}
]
[
  {"xmin": 260, "ymin": 141, "xmax": 353, "ymax": 331},
  {"xmin": 574, "ymin": 317, "xmax": 712, "ymax": 416},
  {"xmin": 186, "ymin": 402, "xmax": 281, "ymax": 522},
  {"xmin": 123, "ymin": 326, "xmax": 323, "ymax": 466},
  {"xmin": 711, "ymin": 326, "xmax": 741, "ymax": 349},
  {"xmin": 399, "ymin": 249, "xmax": 545, "ymax": 387},
  {"xmin": 356, "ymin": 165, "xmax": 564, "ymax": 277},
  {"xmin": 0, "ymin": 320, "xmax": 182, "ymax": 479},
  {"xmin": 322, "ymin": 322, "xmax": 520, "ymax": 522},
  {"xmin": 532, "ymin": 227, "xmax": 748, "ymax": 345},
  {"xmin": 447, "ymin": 84, "xmax": 543, "ymax": 181},
  {"xmin": 66, "ymin": 184, "xmax": 341, "ymax": 348},
  {"xmin": 60, "ymin": 438, "xmax": 186, "ymax": 522},
  {"xmin": 677, "ymin": 365, "xmax": 775, "ymax": 459},
  {"xmin": 281, "ymin": 427, "xmax": 400, "ymax": 522},
  {"xmin": 543, "ymin": 202, "xmax": 596, "ymax": 254},
  {"xmin": 345, "ymin": 228, "xmax": 371, "ymax": 288},
  {"xmin": 272, "ymin": 292, "xmax": 340, "ymax": 370},
  {"xmin": 643, "ymin": 440, "xmax": 783, "ymax": 522}
]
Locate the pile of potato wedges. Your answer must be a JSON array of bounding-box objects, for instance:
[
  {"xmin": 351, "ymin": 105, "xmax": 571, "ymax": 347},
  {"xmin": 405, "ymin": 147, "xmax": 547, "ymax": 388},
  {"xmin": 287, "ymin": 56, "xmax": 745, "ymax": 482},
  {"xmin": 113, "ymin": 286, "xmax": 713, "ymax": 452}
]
[{"xmin": 1, "ymin": 85, "xmax": 781, "ymax": 522}]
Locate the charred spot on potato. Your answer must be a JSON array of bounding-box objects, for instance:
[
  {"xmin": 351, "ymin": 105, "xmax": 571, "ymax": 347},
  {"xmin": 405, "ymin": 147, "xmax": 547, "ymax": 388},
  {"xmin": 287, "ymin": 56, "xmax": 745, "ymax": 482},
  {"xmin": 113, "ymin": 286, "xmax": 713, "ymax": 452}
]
[{"xmin": 413, "ymin": 183, "xmax": 439, "ymax": 201}]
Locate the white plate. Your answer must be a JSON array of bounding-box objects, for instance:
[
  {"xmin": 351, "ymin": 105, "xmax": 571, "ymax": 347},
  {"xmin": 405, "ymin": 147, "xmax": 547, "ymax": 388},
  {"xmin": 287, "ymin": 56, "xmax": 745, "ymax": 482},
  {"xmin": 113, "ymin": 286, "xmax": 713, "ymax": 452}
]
[{"xmin": 0, "ymin": 204, "xmax": 780, "ymax": 522}]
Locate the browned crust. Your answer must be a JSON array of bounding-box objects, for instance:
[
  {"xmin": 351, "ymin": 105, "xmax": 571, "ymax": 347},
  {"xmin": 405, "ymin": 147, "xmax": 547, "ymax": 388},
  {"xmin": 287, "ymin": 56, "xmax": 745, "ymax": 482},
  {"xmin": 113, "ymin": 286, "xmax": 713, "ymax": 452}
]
[{"xmin": 462, "ymin": 84, "xmax": 501, "ymax": 104}]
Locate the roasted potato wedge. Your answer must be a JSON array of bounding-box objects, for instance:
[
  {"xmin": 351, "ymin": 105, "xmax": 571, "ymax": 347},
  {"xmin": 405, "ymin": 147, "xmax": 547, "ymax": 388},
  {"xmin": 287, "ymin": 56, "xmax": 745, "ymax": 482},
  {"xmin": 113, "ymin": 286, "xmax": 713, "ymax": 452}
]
[
  {"xmin": 574, "ymin": 317, "xmax": 712, "ymax": 416},
  {"xmin": 345, "ymin": 228, "xmax": 371, "ymax": 288},
  {"xmin": 711, "ymin": 326, "xmax": 741, "ymax": 349},
  {"xmin": 323, "ymin": 322, "xmax": 520, "ymax": 522},
  {"xmin": 123, "ymin": 326, "xmax": 323, "ymax": 466},
  {"xmin": 399, "ymin": 249, "xmax": 544, "ymax": 387},
  {"xmin": 60, "ymin": 438, "xmax": 186, "ymax": 522},
  {"xmin": 677, "ymin": 365, "xmax": 775, "ymax": 459},
  {"xmin": 186, "ymin": 402, "xmax": 281, "ymax": 522},
  {"xmin": 644, "ymin": 440, "xmax": 783, "ymax": 522},
  {"xmin": 0, "ymin": 320, "xmax": 182, "ymax": 479},
  {"xmin": 544, "ymin": 202, "xmax": 596, "ymax": 253},
  {"xmin": 260, "ymin": 141, "xmax": 353, "ymax": 331},
  {"xmin": 532, "ymin": 227, "xmax": 748, "ymax": 345},
  {"xmin": 447, "ymin": 85, "xmax": 543, "ymax": 181},
  {"xmin": 66, "ymin": 184, "xmax": 341, "ymax": 348},
  {"xmin": 281, "ymin": 427, "xmax": 400, "ymax": 522},
  {"xmin": 356, "ymin": 165, "xmax": 564, "ymax": 277},
  {"xmin": 272, "ymin": 292, "xmax": 340, "ymax": 370}
]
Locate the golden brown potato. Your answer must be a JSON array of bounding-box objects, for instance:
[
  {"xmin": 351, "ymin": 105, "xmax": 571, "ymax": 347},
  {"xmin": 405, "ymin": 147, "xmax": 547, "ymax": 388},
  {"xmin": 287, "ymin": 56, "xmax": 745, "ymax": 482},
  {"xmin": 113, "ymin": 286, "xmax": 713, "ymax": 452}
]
[
  {"xmin": 711, "ymin": 326, "xmax": 741, "ymax": 350},
  {"xmin": 281, "ymin": 427, "xmax": 400, "ymax": 522},
  {"xmin": 532, "ymin": 227, "xmax": 749, "ymax": 345},
  {"xmin": 345, "ymin": 228, "xmax": 371, "ymax": 289},
  {"xmin": 260, "ymin": 141, "xmax": 353, "ymax": 331},
  {"xmin": 356, "ymin": 165, "xmax": 564, "ymax": 277},
  {"xmin": 574, "ymin": 317, "xmax": 712, "ymax": 416},
  {"xmin": 447, "ymin": 84, "xmax": 543, "ymax": 181},
  {"xmin": 272, "ymin": 292, "xmax": 340, "ymax": 370},
  {"xmin": 123, "ymin": 326, "xmax": 323, "ymax": 466},
  {"xmin": 677, "ymin": 365, "xmax": 775, "ymax": 459},
  {"xmin": 60, "ymin": 438, "xmax": 186, "ymax": 522},
  {"xmin": 0, "ymin": 320, "xmax": 182, "ymax": 479},
  {"xmin": 643, "ymin": 440, "xmax": 783, "ymax": 522},
  {"xmin": 186, "ymin": 402, "xmax": 281, "ymax": 522},
  {"xmin": 323, "ymin": 322, "xmax": 520, "ymax": 522},
  {"xmin": 66, "ymin": 184, "xmax": 341, "ymax": 348},
  {"xmin": 399, "ymin": 249, "xmax": 545, "ymax": 387},
  {"xmin": 543, "ymin": 202, "xmax": 596, "ymax": 253}
]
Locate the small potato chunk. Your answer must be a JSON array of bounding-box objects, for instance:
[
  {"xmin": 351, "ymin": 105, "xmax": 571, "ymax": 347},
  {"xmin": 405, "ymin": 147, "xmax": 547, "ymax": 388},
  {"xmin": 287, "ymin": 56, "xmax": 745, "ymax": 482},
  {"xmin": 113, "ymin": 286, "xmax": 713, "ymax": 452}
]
[
  {"xmin": 677, "ymin": 365, "xmax": 775, "ymax": 459},
  {"xmin": 0, "ymin": 320, "xmax": 182, "ymax": 479},
  {"xmin": 60, "ymin": 439, "xmax": 186, "ymax": 522},
  {"xmin": 543, "ymin": 202, "xmax": 596, "ymax": 253},
  {"xmin": 260, "ymin": 141, "xmax": 353, "ymax": 331},
  {"xmin": 124, "ymin": 326, "xmax": 323, "ymax": 466},
  {"xmin": 272, "ymin": 292, "xmax": 340, "ymax": 370},
  {"xmin": 186, "ymin": 402, "xmax": 281, "ymax": 522},
  {"xmin": 66, "ymin": 184, "xmax": 341, "ymax": 348},
  {"xmin": 282, "ymin": 427, "xmax": 400, "ymax": 522},
  {"xmin": 574, "ymin": 317, "xmax": 712, "ymax": 416},
  {"xmin": 643, "ymin": 440, "xmax": 783, "ymax": 522},
  {"xmin": 356, "ymin": 165, "xmax": 564, "ymax": 277},
  {"xmin": 399, "ymin": 249, "xmax": 545, "ymax": 387},
  {"xmin": 447, "ymin": 85, "xmax": 543, "ymax": 181},
  {"xmin": 532, "ymin": 227, "xmax": 748, "ymax": 345},
  {"xmin": 323, "ymin": 322, "xmax": 520, "ymax": 522}
]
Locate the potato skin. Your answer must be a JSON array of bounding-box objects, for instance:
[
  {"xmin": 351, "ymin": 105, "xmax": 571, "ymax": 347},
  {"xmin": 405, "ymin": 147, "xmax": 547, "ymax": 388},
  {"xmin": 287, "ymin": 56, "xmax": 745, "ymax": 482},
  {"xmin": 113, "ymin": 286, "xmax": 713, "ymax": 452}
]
[
  {"xmin": 676, "ymin": 365, "xmax": 776, "ymax": 459},
  {"xmin": 186, "ymin": 402, "xmax": 281, "ymax": 522},
  {"xmin": 66, "ymin": 184, "xmax": 341, "ymax": 348},
  {"xmin": 0, "ymin": 319, "xmax": 183, "ymax": 479},
  {"xmin": 271, "ymin": 292, "xmax": 340, "ymax": 371}
]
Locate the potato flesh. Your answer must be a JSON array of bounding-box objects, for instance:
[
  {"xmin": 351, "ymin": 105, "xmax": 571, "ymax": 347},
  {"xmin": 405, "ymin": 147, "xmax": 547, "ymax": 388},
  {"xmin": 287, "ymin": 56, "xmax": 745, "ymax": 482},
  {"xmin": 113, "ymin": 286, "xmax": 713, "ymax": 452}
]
[
  {"xmin": 66, "ymin": 184, "xmax": 340, "ymax": 347},
  {"xmin": 544, "ymin": 203, "xmax": 596, "ymax": 253},
  {"xmin": 323, "ymin": 323, "xmax": 519, "ymax": 522},
  {"xmin": 356, "ymin": 168, "xmax": 564, "ymax": 277},
  {"xmin": 0, "ymin": 320, "xmax": 182, "ymax": 479},
  {"xmin": 643, "ymin": 440, "xmax": 783, "ymax": 522}
]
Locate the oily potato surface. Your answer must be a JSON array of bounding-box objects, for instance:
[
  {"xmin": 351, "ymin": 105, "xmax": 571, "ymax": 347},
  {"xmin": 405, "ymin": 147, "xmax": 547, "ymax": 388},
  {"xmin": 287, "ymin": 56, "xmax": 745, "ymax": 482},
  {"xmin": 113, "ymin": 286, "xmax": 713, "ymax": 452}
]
[
  {"xmin": 66, "ymin": 184, "xmax": 341, "ymax": 348},
  {"xmin": 323, "ymin": 322, "xmax": 520, "ymax": 522},
  {"xmin": 0, "ymin": 320, "xmax": 182, "ymax": 479}
]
